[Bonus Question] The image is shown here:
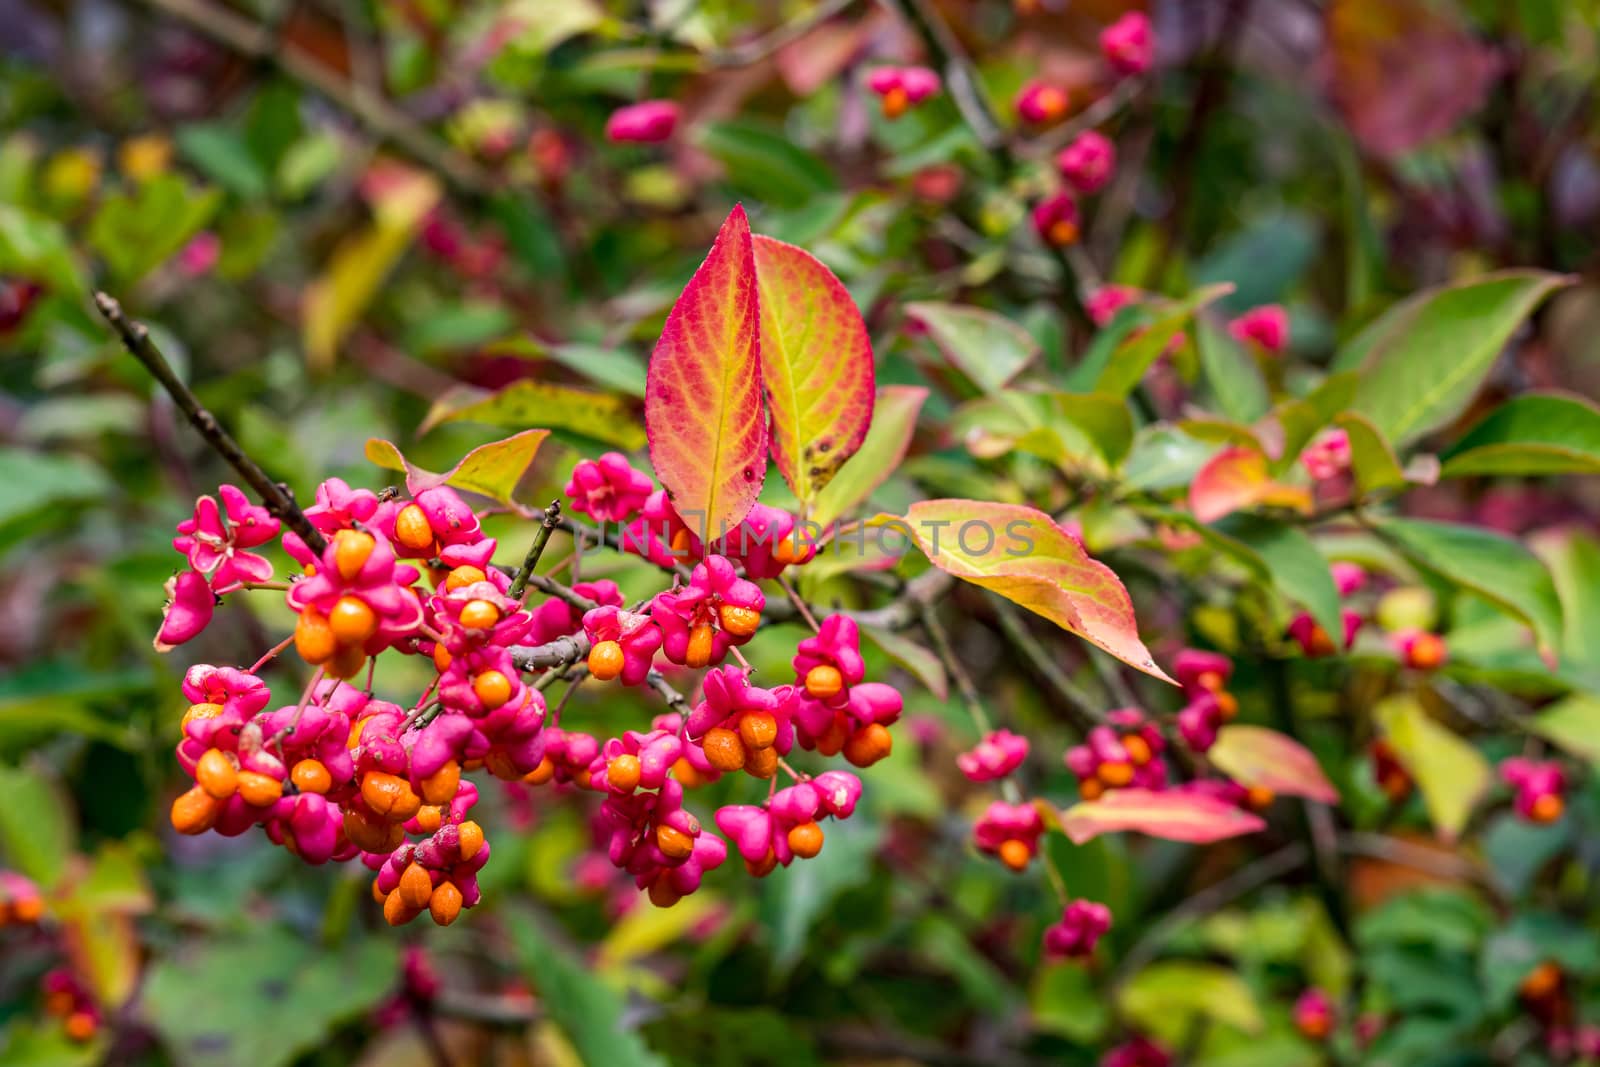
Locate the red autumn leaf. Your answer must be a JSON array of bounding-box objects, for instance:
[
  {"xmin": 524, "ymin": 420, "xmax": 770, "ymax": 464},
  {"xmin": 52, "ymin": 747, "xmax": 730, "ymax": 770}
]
[
  {"xmin": 1055, "ymin": 788, "xmax": 1267, "ymax": 845},
  {"xmin": 1207, "ymin": 726, "xmax": 1341, "ymax": 805},
  {"xmin": 1189, "ymin": 444, "xmax": 1312, "ymax": 523},
  {"xmin": 645, "ymin": 205, "xmax": 768, "ymax": 541},
  {"xmin": 751, "ymin": 234, "xmax": 875, "ymax": 510}
]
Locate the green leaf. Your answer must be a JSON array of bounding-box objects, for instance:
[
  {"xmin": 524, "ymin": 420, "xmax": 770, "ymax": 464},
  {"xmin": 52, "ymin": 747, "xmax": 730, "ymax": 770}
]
[
  {"xmin": 1064, "ymin": 303, "xmax": 1146, "ymax": 390},
  {"xmin": 1118, "ymin": 961, "xmax": 1263, "ymax": 1043},
  {"xmin": 905, "ymin": 301, "xmax": 1039, "ymax": 395},
  {"xmin": 0, "ymin": 764, "xmax": 75, "ymax": 889},
  {"xmin": 1356, "ymin": 888, "xmax": 1493, "ymax": 953},
  {"xmin": 486, "ymin": 336, "xmax": 647, "ymax": 398},
  {"xmin": 506, "ymin": 910, "xmax": 668, "ymax": 1066},
  {"xmin": 0, "ymin": 449, "xmax": 109, "ymax": 529},
  {"xmin": 810, "ymin": 386, "xmax": 926, "ymax": 529},
  {"xmin": 140, "ymin": 930, "xmax": 399, "ymax": 1067},
  {"xmin": 1054, "ymin": 392, "xmax": 1135, "ymax": 467},
  {"xmin": 405, "ymin": 302, "xmax": 515, "ymax": 356},
  {"xmin": 1480, "ymin": 913, "xmax": 1600, "ymax": 1011},
  {"xmin": 1273, "ymin": 373, "xmax": 1359, "ymax": 474},
  {"xmin": 175, "ymin": 123, "xmax": 270, "ymax": 200},
  {"xmin": 1439, "ymin": 392, "xmax": 1600, "ymax": 477},
  {"xmin": 1192, "ymin": 210, "xmax": 1318, "ymax": 311},
  {"xmin": 1094, "ymin": 284, "xmax": 1233, "ymax": 397},
  {"xmin": 1334, "ymin": 411, "xmax": 1407, "ymax": 492},
  {"xmin": 0, "ymin": 203, "xmax": 87, "ymax": 295},
  {"xmin": 1214, "ymin": 515, "xmax": 1343, "ymax": 639},
  {"xmin": 365, "ymin": 430, "xmax": 549, "ymax": 515},
  {"xmin": 694, "ymin": 120, "xmax": 837, "ymax": 208},
  {"xmin": 1340, "ymin": 270, "xmax": 1571, "ymax": 446},
  {"xmin": 1196, "ymin": 316, "xmax": 1271, "ymax": 423},
  {"xmin": 420, "ymin": 380, "xmax": 645, "ymax": 450},
  {"xmin": 1527, "ymin": 693, "xmax": 1600, "ymax": 764},
  {"xmin": 596, "ymin": 893, "xmax": 722, "ymax": 972},
  {"xmin": 0, "ymin": 1021, "xmax": 107, "ymax": 1067},
  {"xmin": 1374, "ymin": 695, "xmax": 1491, "ymax": 841},
  {"xmin": 0, "ymin": 662, "xmax": 142, "ymax": 756},
  {"xmin": 760, "ymin": 814, "xmax": 882, "ymax": 976},
  {"xmin": 860, "ymin": 623, "xmax": 948, "ymax": 700},
  {"xmin": 1120, "ymin": 426, "xmax": 1213, "ymax": 490},
  {"xmin": 1374, "ymin": 517, "xmax": 1564, "ymax": 661},
  {"xmin": 276, "ymin": 130, "xmax": 341, "ymax": 199},
  {"xmin": 87, "ymin": 174, "xmax": 222, "ymax": 285},
  {"xmin": 1031, "ymin": 963, "xmax": 1110, "ymax": 1042},
  {"xmin": 1534, "ymin": 527, "xmax": 1600, "ymax": 670}
]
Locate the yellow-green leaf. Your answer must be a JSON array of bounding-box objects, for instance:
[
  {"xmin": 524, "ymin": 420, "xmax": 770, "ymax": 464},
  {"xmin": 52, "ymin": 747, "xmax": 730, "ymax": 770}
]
[
  {"xmin": 365, "ymin": 430, "xmax": 549, "ymax": 515},
  {"xmin": 420, "ymin": 380, "xmax": 645, "ymax": 450},
  {"xmin": 303, "ymin": 164, "xmax": 440, "ymax": 371},
  {"xmin": 1375, "ymin": 694, "xmax": 1490, "ymax": 841}
]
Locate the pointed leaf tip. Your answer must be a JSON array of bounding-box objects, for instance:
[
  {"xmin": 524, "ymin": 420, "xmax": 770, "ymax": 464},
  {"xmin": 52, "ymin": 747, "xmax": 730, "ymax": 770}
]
[{"xmin": 645, "ymin": 205, "xmax": 767, "ymax": 540}]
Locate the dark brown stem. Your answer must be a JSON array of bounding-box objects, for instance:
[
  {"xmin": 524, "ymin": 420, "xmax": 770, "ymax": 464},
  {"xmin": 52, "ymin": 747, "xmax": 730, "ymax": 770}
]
[
  {"xmin": 95, "ymin": 292, "xmax": 328, "ymax": 555},
  {"xmin": 508, "ymin": 501, "xmax": 562, "ymax": 600}
]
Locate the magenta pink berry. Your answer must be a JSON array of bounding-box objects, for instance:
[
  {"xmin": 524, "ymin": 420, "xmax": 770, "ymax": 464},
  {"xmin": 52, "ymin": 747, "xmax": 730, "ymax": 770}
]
[
  {"xmin": 605, "ymin": 100, "xmax": 679, "ymax": 143},
  {"xmin": 1032, "ymin": 192, "xmax": 1081, "ymax": 247},
  {"xmin": 1042, "ymin": 898, "xmax": 1112, "ymax": 958},
  {"xmin": 1100, "ymin": 11, "xmax": 1154, "ymax": 76},
  {"xmin": 1056, "ymin": 130, "xmax": 1116, "ymax": 194},
  {"xmin": 1228, "ymin": 304, "xmax": 1289, "ymax": 355},
  {"xmin": 957, "ymin": 729, "xmax": 1030, "ymax": 782}
]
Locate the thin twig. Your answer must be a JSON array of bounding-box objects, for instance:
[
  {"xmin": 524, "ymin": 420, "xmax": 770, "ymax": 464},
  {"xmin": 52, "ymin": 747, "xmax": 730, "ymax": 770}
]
[
  {"xmin": 507, "ymin": 501, "xmax": 562, "ymax": 600},
  {"xmin": 777, "ymin": 576, "xmax": 821, "ymax": 632},
  {"xmin": 432, "ymin": 988, "xmax": 540, "ymax": 1029},
  {"xmin": 1110, "ymin": 843, "xmax": 1310, "ymax": 990},
  {"xmin": 96, "ymin": 292, "xmax": 328, "ymax": 555},
  {"xmin": 921, "ymin": 602, "xmax": 1025, "ymax": 807},
  {"xmin": 645, "ymin": 670, "xmax": 689, "ymax": 713},
  {"xmin": 990, "ymin": 600, "xmax": 1105, "ymax": 732}
]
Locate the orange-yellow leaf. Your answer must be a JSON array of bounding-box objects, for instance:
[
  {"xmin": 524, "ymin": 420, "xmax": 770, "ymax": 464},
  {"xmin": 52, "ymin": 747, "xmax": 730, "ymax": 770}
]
[
  {"xmin": 752, "ymin": 234, "xmax": 874, "ymax": 509},
  {"xmin": 366, "ymin": 430, "xmax": 549, "ymax": 515},
  {"xmin": 1189, "ymin": 444, "xmax": 1312, "ymax": 523},
  {"xmin": 1054, "ymin": 788, "xmax": 1267, "ymax": 845},
  {"xmin": 877, "ymin": 499, "xmax": 1172, "ymax": 682},
  {"xmin": 1208, "ymin": 725, "xmax": 1341, "ymax": 804},
  {"xmin": 645, "ymin": 205, "xmax": 766, "ymax": 542}
]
